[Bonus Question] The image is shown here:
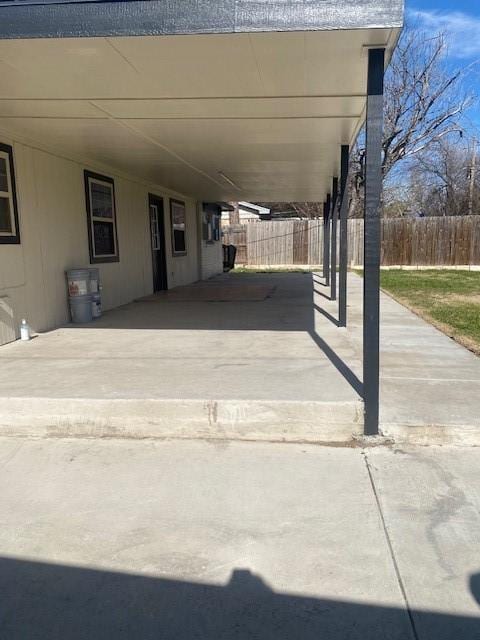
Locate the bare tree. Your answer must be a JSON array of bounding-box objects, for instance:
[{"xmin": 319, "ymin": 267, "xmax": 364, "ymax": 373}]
[
  {"xmin": 257, "ymin": 27, "xmax": 474, "ymax": 220},
  {"xmin": 349, "ymin": 27, "xmax": 474, "ymax": 217},
  {"xmin": 288, "ymin": 202, "xmax": 323, "ymax": 218},
  {"xmin": 406, "ymin": 138, "xmax": 480, "ymax": 216},
  {"xmin": 228, "ymin": 201, "xmax": 240, "ymax": 225}
]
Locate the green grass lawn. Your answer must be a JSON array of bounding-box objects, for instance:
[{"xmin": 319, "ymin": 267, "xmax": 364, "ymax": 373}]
[{"xmin": 363, "ymin": 269, "xmax": 480, "ymax": 354}]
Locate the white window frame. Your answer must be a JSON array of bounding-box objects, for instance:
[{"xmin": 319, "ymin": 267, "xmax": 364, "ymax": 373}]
[
  {"xmin": 84, "ymin": 170, "xmax": 119, "ymax": 263},
  {"xmin": 0, "ymin": 143, "xmax": 20, "ymax": 244}
]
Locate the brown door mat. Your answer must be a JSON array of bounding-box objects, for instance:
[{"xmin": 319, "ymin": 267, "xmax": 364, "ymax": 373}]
[{"xmin": 137, "ymin": 283, "xmax": 276, "ymax": 302}]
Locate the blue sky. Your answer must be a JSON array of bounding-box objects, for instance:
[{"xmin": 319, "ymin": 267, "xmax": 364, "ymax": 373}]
[{"xmin": 407, "ymin": 0, "xmax": 480, "ymax": 125}]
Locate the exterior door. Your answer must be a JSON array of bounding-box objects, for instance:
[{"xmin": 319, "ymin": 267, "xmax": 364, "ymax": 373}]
[{"xmin": 148, "ymin": 194, "xmax": 168, "ymax": 292}]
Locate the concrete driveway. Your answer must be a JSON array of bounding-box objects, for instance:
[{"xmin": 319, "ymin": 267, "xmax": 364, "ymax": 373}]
[{"xmin": 0, "ymin": 437, "xmax": 479, "ymax": 639}]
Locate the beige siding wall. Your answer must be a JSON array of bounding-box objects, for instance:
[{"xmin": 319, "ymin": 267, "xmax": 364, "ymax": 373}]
[
  {"xmin": 0, "ymin": 136, "xmax": 200, "ymax": 340},
  {"xmin": 198, "ymin": 204, "xmax": 223, "ymax": 280},
  {"xmin": 163, "ymin": 197, "xmax": 201, "ymax": 290}
]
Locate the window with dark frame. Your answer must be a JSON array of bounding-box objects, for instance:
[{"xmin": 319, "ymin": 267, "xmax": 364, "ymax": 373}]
[
  {"xmin": 0, "ymin": 143, "xmax": 20, "ymax": 245},
  {"xmin": 84, "ymin": 170, "xmax": 119, "ymax": 263},
  {"xmin": 170, "ymin": 198, "xmax": 186, "ymax": 255}
]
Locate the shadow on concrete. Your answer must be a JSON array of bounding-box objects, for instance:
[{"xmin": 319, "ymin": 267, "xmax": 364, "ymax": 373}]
[
  {"xmin": 470, "ymin": 573, "xmax": 480, "ymax": 607},
  {"xmin": 309, "ymin": 328, "xmax": 363, "ymax": 396},
  {"xmin": 1, "ymin": 559, "xmax": 479, "ymax": 639},
  {"xmin": 314, "ymin": 287, "xmax": 332, "ymax": 301},
  {"xmin": 313, "ymin": 273, "xmax": 329, "ymax": 287},
  {"xmin": 314, "ymin": 303, "xmax": 340, "ymax": 327}
]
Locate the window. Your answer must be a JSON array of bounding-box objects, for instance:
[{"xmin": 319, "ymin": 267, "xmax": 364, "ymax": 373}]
[
  {"xmin": 0, "ymin": 143, "xmax": 20, "ymax": 245},
  {"xmin": 84, "ymin": 170, "xmax": 119, "ymax": 263},
  {"xmin": 170, "ymin": 199, "xmax": 186, "ymax": 255},
  {"xmin": 203, "ymin": 210, "xmax": 221, "ymax": 244}
]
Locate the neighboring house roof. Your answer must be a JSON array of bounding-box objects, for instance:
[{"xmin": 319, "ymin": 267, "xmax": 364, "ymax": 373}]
[
  {"xmin": 216, "ymin": 202, "xmax": 235, "ymax": 212},
  {"xmin": 239, "ymin": 202, "xmax": 271, "ymax": 216}
]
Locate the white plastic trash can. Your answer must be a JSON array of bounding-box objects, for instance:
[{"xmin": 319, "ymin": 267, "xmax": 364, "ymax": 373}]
[
  {"xmin": 69, "ymin": 294, "xmax": 93, "ymax": 323},
  {"xmin": 91, "ymin": 292, "xmax": 102, "ymax": 319},
  {"xmin": 89, "ymin": 268, "xmax": 100, "ymax": 293},
  {"xmin": 66, "ymin": 269, "xmax": 90, "ymax": 297}
]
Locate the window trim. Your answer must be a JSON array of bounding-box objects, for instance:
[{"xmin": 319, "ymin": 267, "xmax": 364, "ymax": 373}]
[
  {"xmin": 0, "ymin": 142, "xmax": 20, "ymax": 245},
  {"xmin": 170, "ymin": 198, "xmax": 187, "ymax": 257},
  {"xmin": 84, "ymin": 170, "xmax": 119, "ymax": 264}
]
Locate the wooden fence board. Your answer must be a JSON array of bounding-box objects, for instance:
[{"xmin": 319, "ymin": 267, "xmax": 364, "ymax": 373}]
[{"xmin": 222, "ymin": 216, "xmax": 480, "ymax": 267}]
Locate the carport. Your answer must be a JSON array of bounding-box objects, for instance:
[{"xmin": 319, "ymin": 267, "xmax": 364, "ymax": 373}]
[
  {"xmin": 0, "ymin": 0, "xmax": 404, "ymax": 436},
  {"xmin": 0, "ymin": 271, "xmax": 365, "ymax": 440}
]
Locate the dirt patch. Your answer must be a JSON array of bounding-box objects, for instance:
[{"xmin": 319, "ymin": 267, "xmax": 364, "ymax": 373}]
[
  {"xmin": 425, "ymin": 293, "xmax": 480, "ymax": 305},
  {"xmin": 442, "ymin": 293, "xmax": 480, "ymax": 305}
]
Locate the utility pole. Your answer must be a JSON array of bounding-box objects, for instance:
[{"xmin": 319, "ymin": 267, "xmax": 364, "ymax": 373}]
[{"xmin": 468, "ymin": 139, "xmax": 477, "ymax": 217}]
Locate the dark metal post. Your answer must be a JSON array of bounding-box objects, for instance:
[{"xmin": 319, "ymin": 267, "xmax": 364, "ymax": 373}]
[
  {"xmin": 322, "ymin": 202, "xmax": 328, "ymax": 281},
  {"xmin": 322, "ymin": 202, "xmax": 327, "ymax": 279},
  {"xmin": 364, "ymin": 48, "xmax": 385, "ymax": 436},
  {"xmin": 330, "ymin": 177, "xmax": 339, "ymax": 301},
  {"xmin": 339, "ymin": 145, "xmax": 350, "ymax": 327},
  {"xmin": 324, "ymin": 193, "xmax": 331, "ymax": 286}
]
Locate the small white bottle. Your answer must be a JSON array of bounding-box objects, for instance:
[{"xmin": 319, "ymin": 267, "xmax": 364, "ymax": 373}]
[{"xmin": 20, "ymin": 319, "xmax": 31, "ymax": 341}]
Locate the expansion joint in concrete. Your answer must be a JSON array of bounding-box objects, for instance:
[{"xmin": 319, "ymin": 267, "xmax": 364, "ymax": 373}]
[{"xmin": 363, "ymin": 451, "xmax": 420, "ymax": 640}]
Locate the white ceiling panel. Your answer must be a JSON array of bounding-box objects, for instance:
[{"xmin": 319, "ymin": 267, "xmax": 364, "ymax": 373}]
[
  {"xmin": 90, "ymin": 96, "xmax": 365, "ymax": 120},
  {"xmin": 0, "ymin": 27, "xmax": 400, "ymax": 201}
]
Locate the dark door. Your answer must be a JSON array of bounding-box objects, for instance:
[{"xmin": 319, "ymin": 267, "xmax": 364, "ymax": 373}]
[{"xmin": 148, "ymin": 194, "xmax": 168, "ymax": 292}]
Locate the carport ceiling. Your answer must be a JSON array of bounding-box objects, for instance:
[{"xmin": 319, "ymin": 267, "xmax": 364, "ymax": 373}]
[{"xmin": 0, "ymin": 29, "xmax": 399, "ymax": 201}]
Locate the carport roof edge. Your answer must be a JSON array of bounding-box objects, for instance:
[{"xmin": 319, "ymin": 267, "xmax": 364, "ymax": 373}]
[{"xmin": 0, "ymin": 0, "xmax": 404, "ymax": 39}]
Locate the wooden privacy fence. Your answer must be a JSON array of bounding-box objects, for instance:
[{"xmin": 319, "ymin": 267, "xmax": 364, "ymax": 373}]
[
  {"xmin": 223, "ymin": 220, "xmax": 324, "ymax": 266},
  {"xmin": 223, "ymin": 216, "xmax": 480, "ymax": 267}
]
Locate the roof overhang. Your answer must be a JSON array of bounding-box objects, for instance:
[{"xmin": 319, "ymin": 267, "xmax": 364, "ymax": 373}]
[
  {"xmin": 0, "ymin": 1, "xmax": 404, "ymax": 203},
  {"xmin": 0, "ymin": 0, "xmax": 404, "ymax": 39}
]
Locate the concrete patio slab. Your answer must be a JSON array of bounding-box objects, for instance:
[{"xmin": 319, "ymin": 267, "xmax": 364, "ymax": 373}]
[
  {"xmin": 326, "ymin": 273, "xmax": 480, "ymax": 444},
  {"xmin": 0, "ymin": 272, "xmax": 479, "ymax": 443},
  {"xmin": 0, "ymin": 437, "xmax": 479, "ymax": 639},
  {"xmin": 0, "ymin": 273, "xmax": 363, "ymax": 442}
]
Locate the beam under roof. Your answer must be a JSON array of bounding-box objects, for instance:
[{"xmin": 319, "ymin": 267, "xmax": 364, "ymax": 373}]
[{"xmin": 0, "ymin": 0, "xmax": 404, "ymax": 39}]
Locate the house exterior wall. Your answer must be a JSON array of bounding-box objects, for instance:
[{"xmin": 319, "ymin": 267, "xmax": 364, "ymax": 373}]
[
  {"xmin": 198, "ymin": 203, "xmax": 223, "ymax": 280},
  {"xmin": 0, "ymin": 134, "xmax": 206, "ymax": 342},
  {"xmin": 200, "ymin": 239, "xmax": 223, "ymax": 280}
]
